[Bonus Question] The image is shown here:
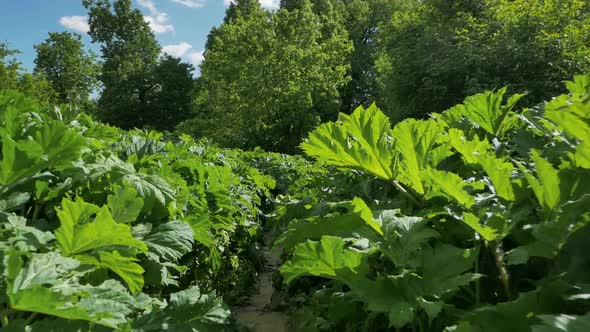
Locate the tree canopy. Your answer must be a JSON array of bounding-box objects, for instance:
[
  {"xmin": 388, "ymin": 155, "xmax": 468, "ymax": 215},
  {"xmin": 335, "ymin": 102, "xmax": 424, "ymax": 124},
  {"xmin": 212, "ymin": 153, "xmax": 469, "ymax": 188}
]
[{"xmin": 34, "ymin": 32, "xmax": 99, "ymax": 106}]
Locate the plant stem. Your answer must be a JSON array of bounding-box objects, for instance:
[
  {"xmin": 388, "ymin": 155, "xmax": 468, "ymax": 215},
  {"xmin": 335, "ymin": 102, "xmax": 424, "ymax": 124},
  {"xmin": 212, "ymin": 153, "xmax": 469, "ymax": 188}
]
[
  {"xmin": 392, "ymin": 179, "xmax": 423, "ymax": 207},
  {"xmin": 23, "ymin": 312, "xmax": 37, "ymax": 326},
  {"xmin": 32, "ymin": 203, "xmax": 40, "ymax": 222},
  {"xmin": 474, "ymin": 242, "xmax": 481, "ymax": 306},
  {"xmin": 493, "ymin": 241, "xmax": 512, "ymax": 301}
]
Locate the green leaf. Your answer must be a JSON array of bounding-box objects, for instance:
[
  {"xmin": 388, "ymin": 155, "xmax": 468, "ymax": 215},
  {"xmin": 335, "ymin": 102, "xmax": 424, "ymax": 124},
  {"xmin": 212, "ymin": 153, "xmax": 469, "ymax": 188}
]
[
  {"xmin": 522, "ymin": 150, "xmax": 561, "ymax": 211},
  {"xmin": 107, "ymin": 184, "xmax": 144, "ymax": 224},
  {"xmin": 0, "ymin": 192, "xmax": 31, "ymax": 212},
  {"xmin": 448, "ymin": 128, "xmax": 515, "ymax": 200},
  {"xmin": 275, "ymin": 198, "xmax": 383, "ymax": 249},
  {"xmin": 420, "ymin": 244, "xmax": 478, "ymax": 295},
  {"xmin": 55, "ymin": 198, "xmax": 147, "ymax": 256},
  {"xmin": 144, "ymin": 220, "xmax": 194, "ymax": 261},
  {"xmin": 379, "ymin": 211, "xmax": 439, "ymax": 267},
  {"xmin": 460, "ymin": 212, "xmax": 499, "ymax": 241},
  {"xmin": 1, "ymin": 214, "xmax": 54, "ymax": 251},
  {"xmin": 4, "ymin": 251, "xmax": 140, "ymax": 328},
  {"xmin": 565, "ymin": 75, "xmax": 590, "ymax": 95},
  {"xmin": 185, "ymin": 214, "xmax": 216, "ymax": 249},
  {"xmin": 132, "ymin": 286, "xmax": 231, "ymax": 331},
  {"xmin": 96, "ymin": 250, "xmax": 145, "ymax": 294},
  {"xmin": 533, "ymin": 314, "xmax": 590, "ymax": 332},
  {"xmin": 280, "ymin": 236, "xmax": 369, "ymax": 284},
  {"xmin": 392, "ymin": 119, "xmax": 446, "ymax": 194},
  {"xmin": 423, "ymin": 168, "xmax": 475, "ymax": 208},
  {"xmin": 447, "ymin": 87, "xmax": 523, "ymax": 137},
  {"xmin": 301, "ymin": 104, "xmax": 397, "ymax": 181}
]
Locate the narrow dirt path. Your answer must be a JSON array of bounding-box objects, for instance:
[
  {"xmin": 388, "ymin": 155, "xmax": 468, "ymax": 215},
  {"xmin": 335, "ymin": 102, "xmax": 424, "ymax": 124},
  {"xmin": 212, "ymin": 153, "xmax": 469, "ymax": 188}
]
[{"xmin": 236, "ymin": 232, "xmax": 289, "ymax": 332}]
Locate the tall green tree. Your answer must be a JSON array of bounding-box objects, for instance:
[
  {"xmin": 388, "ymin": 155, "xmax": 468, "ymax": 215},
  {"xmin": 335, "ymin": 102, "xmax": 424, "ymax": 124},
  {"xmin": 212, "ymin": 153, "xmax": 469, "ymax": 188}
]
[
  {"xmin": 83, "ymin": 0, "xmax": 194, "ymax": 131},
  {"xmin": 185, "ymin": 0, "xmax": 351, "ymax": 152},
  {"xmin": 281, "ymin": 0, "xmax": 396, "ymax": 113},
  {"xmin": 146, "ymin": 56, "xmax": 195, "ymax": 131},
  {"xmin": 377, "ymin": 0, "xmax": 590, "ymax": 120},
  {"xmin": 34, "ymin": 32, "xmax": 99, "ymax": 105},
  {"xmin": 83, "ymin": 0, "xmax": 160, "ymax": 128},
  {"xmin": 1, "ymin": 42, "xmax": 57, "ymax": 106}
]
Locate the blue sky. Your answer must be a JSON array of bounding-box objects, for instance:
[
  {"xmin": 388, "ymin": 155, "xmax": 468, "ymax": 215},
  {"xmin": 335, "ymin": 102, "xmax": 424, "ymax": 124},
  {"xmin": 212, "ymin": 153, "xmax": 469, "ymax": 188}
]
[{"xmin": 0, "ymin": 0, "xmax": 280, "ymax": 74}]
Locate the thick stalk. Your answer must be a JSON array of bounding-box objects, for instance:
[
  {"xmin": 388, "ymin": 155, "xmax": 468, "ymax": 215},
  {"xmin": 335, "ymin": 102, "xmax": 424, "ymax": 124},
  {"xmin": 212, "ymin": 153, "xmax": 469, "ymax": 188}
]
[
  {"xmin": 492, "ymin": 241, "xmax": 512, "ymax": 301},
  {"xmin": 474, "ymin": 242, "xmax": 481, "ymax": 306}
]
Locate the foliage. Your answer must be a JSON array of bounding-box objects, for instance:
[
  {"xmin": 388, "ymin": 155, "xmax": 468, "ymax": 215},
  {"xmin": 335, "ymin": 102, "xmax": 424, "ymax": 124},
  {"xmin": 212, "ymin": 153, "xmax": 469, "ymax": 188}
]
[
  {"xmin": 277, "ymin": 76, "xmax": 590, "ymax": 330},
  {"xmin": 0, "ymin": 43, "xmax": 57, "ymax": 107},
  {"xmin": 0, "ymin": 90, "xmax": 281, "ymax": 329},
  {"xmin": 83, "ymin": 0, "xmax": 195, "ymax": 131},
  {"xmin": 184, "ymin": 0, "xmax": 352, "ymax": 153},
  {"xmin": 377, "ymin": 0, "xmax": 590, "ymax": 120},
  {"xmin": 34, "ymin": 32, "xmax": 99, "ymax": 106}
]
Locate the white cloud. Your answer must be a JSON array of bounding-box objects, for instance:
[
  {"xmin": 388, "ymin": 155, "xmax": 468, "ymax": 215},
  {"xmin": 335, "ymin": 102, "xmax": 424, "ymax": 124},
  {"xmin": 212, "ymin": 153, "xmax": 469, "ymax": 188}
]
[
  {"xmin": 222, "ymin": 0, "xmax": 279, "ymax": 10},
  {"xmin": 171, "ymin": 0, "xmax": 205, "ymax": 8},
  {"xmin": 137, "ymin": 0, "xmax": 174, "ymax": 34},
  {"xmin": 258, "ymin": 0, "xmax": 279, "ymax": 9},
  {"xmin": 187, "ymin": 51, "xmax": 204, "ymax": 67},
  {"xmin": 161, "ymin": 42, "xmax": 204, "ymax": 70},
  {"xmin": 162, "ymin": 42, "xmax": 193, "ymax": 57},
  {"xmin": 59, "ymin": 16, "xmax": 90, "ymax": 33}
]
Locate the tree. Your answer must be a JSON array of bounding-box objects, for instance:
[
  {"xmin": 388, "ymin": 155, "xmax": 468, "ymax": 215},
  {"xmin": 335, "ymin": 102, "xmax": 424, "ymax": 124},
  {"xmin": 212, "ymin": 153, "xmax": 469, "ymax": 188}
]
[
  {"xmin": 146, "ymin": 56, "xmax": 195, "ymax": 131},
  {"xmin": 1, "ymin": 42, "xmax": 57, "ymax": 107},
  {"xmin": 376, "ymin": 0, "xmax": 590, "ymax": 120},
  {"xmin": 184, "ymin": 0, "xmax": 351, "ymax": 152},
  {"xmin": 83, "ymin": 0, "xmax": 161, "ymax": 128},
  {"xmin": 34, "ymin": 32, "xmax": 99, "ymax": 105}
]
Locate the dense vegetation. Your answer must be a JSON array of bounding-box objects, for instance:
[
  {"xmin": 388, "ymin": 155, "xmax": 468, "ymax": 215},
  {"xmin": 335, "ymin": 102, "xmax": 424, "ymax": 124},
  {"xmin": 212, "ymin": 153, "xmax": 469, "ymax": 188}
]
[
  {"xmin": 1, "ymin": 0, "xmax": 590, "ymax": 331},
  {"xmin": 274, "ymin": 76, "xmax": 590, "ymax": 331}
]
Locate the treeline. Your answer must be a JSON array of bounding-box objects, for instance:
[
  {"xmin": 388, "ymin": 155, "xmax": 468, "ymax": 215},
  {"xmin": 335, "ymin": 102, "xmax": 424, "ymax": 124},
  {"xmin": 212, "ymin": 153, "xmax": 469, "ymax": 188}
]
[{"xmin": 2, "ymin": 0, "xmax": 590, "ymax": 152}]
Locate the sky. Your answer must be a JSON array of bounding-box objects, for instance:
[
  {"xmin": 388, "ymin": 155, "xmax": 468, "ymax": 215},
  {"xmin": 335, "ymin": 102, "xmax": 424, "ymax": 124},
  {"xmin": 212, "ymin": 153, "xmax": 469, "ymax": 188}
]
[{"xmin": 0, "ymin": 0, "xmax": 281, "ymax": 74}]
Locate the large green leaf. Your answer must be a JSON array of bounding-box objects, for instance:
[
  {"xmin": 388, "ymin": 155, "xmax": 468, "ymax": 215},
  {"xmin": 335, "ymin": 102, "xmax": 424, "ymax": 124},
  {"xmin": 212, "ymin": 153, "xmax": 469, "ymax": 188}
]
[
  {"xmin": 392, "ymin": 119, "xmax": 447, "ymax": 194},
  {"xmin": 107, "ymin": 185, "xmax": 144, "ymax": 224},
  {"xmin": 96, "ymin": 251, "xmax": 145, "ymax": 295},
  {"xmin": 379, "ymin": 211, "xmax": 439, "ymax": 267},
  {"xmin": 55, "ymin": 198, "xmax": 147, "ymax": 256},
  {"xmin": 301, "ymin": 104, "xmax": 397, "ymax": 180},
  {"xmin": 448, "ymin": 128, "xmax": 515, "ymax": 200},
  {"xmin": 0, "ymin": 120, "xmax": 84, "ymax": 188},
  {"xmin": 519, "ymin": 150, "xmax": 561, "ymax": 211},
  {"xmin": 143, "ymin": 220, "xmax": 194, "ymax": 261},
  {"xmin": 446, "ymin": 87, "xmax": 524, "ymax": 137},
  {"xmin": 275, "ymin": 197, "xmax": 383, "ymax": 249},
  {"xmin": 280, "ymin": 236, "xmax": 369, "ymax": 284},
  {"xmin": 1, "ymin": 214, "xmax": 54, "ymax": 251},
  {"xmin": 132, "ymin": 286, "xmax": 231, "ymax": 331},
  {"xmin": 422, "ymin": 168, "xmax": 475, "ymax": 208},
  {"xmin": 4, "ymin": 251, "xmax": 140, "ymax": 328}
]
